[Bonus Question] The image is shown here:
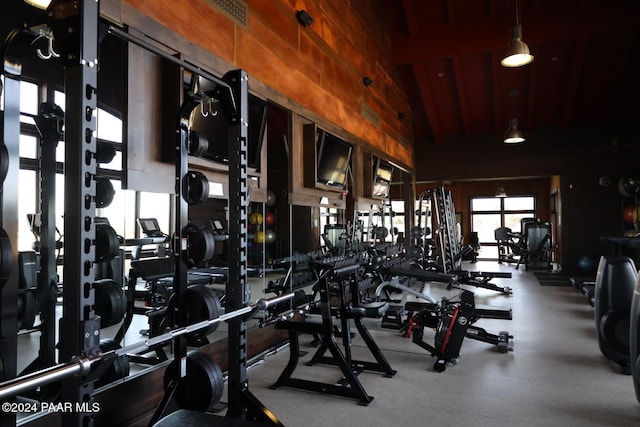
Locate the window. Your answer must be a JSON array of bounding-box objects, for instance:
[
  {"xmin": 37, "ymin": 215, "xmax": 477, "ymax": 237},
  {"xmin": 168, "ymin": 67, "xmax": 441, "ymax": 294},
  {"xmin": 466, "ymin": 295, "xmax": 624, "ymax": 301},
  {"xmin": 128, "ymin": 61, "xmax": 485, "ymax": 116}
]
[
  {"xmin": 13, "ymin": 80, "xmax": 169, "ymax": 283},
  {"xmin": 470, "ymin": 195, "xmax": 536, "ymax": 258}
]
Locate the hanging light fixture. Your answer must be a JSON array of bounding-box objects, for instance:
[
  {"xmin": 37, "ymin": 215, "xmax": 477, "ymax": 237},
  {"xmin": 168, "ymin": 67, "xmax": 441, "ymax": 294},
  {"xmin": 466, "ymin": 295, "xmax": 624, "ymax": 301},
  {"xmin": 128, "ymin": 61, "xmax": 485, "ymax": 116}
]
[
  {"xmin": 504, "ymin": 118, "xmax": 525, "ymax": 143},
  {"xmin": 504, "ymin": 89, "xmax": 525, "ymax": 143},
  {"xmin": 501, "ymin": 0, "xmax": 534, "ymax": 67},
  {"xmin": 24, "ymin": 0, "xmax": 51, "ymax": 9},
  {"xmin": 495, "ymin": 184, "xmax": 507, "ymax": 198}
]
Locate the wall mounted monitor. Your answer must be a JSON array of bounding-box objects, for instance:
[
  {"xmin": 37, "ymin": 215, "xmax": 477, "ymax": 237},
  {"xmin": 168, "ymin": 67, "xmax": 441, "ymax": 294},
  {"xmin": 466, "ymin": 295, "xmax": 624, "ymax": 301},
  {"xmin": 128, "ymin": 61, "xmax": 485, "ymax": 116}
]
[
  {"xmin": 316, "ymin": 129, "xmax": 352, "ymax": 188},
  {"xmin": 372, "ymin": 157, "xmax": 394, "ymax": 199}
]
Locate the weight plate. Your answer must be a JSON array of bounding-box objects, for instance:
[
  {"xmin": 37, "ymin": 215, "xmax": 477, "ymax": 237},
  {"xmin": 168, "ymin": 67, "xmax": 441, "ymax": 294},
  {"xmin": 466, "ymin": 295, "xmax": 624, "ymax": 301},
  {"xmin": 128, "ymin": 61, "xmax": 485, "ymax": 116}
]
[
  {"xmin": 410, "ymin": 226, "xmax": 424, "ymax": 238},
  {"xmin": 95, "ymin": 176, "xmax": 116, "ymax": 208},
  {"xmin": 164, "ymin": 350, "xmax": 224, "ymax": 411},
  {"xmin": 0, "ymin": 143, "xmax": 8, "ymax": 182},
  {"xmin": 96, "ymin": 339, "xmax": 130, "ymax": 388},
  {"xmin": 166, "ymin": 285, "xmax": 222, "ymax": 338},
  {"xmin": 96, "ymin": 141, "xmax": 117, "ymax": 164},
  {"xmin": 185, "ymin": 223, "xmax": 215, "ymax": 267},
  {"xmin": 408, "ymin": 245, "xmax": 424, "ymax": 260},
  {"xmin": 182, "ymin": 171, "xmax": 209, "ymax": 205},
  {"xmin": 374, "ymin": 226, "xmax": 389, "ymax": 239},
  {"xmin": 17, "ymin": 290, "xmax": 37, "ymax": 330},
  {"xmin": 95, "ymin": 223, "xmax": 120, "ymax": 263},
  {"xmin": 0, "ymin": 228, "xmax": 13, "ymax": 288},
  {"xmin": 94, "ymin": 279, "xmax": 126, "ymax": 328},
  {"xmin": 188, "ymin": 131, "xmax": 209, "ymax": 157}
]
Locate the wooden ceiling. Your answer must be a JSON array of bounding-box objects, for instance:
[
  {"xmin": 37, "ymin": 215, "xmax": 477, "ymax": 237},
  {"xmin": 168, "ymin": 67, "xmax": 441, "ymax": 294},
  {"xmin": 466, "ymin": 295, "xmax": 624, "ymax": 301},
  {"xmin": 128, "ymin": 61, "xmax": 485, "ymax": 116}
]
[{"xmin": 381, "ymin": 0, "xmax": 640, "ymax": 151}]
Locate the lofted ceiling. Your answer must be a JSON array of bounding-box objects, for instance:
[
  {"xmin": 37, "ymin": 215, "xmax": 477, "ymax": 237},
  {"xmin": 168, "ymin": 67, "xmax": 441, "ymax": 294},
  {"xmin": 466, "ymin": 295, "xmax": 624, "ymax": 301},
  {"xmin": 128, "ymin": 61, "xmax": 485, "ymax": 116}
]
[{"xmin": 381, "ymin": 0, "xmax": 640, "ymax": 151}]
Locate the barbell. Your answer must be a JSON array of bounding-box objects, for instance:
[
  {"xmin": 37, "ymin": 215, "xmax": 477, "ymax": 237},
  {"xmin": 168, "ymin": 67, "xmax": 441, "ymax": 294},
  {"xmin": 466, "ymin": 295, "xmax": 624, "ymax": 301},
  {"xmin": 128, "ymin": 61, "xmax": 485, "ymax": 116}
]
[{"xmin": 0, "ymin": 291, "xmax": 295, "ymax": 401}]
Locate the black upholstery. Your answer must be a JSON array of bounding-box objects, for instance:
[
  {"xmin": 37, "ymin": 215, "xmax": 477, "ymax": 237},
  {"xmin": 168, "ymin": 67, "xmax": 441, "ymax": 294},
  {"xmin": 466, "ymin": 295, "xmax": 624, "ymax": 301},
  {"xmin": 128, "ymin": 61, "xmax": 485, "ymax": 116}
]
[
  {"xmin": 349, "ymin": 301, "xmax": 388, "ymax": 318},
  {"xmin": 594, "ymin": 255, "xmax": 637, "ymax": 374}
]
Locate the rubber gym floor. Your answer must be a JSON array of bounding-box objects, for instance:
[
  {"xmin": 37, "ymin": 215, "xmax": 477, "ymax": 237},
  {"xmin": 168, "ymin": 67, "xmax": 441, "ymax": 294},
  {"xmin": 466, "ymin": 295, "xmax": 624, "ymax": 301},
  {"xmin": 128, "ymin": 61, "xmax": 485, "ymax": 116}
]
[{"xmin": 241, "ymin": 260, "xmax": 640, "ymax": 427}]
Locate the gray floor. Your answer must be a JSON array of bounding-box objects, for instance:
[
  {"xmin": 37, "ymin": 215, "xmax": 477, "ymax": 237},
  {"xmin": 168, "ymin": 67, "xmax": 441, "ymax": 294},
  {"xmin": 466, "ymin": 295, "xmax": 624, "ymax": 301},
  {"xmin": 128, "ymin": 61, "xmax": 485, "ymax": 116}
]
[{"xmin": 241, "ymin": 261, "xmax": 640, "ymax": 427}]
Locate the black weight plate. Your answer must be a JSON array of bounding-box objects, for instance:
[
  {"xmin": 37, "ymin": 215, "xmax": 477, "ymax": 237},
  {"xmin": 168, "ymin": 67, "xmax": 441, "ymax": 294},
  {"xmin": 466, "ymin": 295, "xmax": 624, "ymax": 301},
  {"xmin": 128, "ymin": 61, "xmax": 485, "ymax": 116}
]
[
  {"xmin": 94, "ymin": 279, "xmax": 126, "ymax": 328},
  {"xmin": 163, "ymin": 350, "xmax": 224, "ymax": 411},
  {"xmin": 17, "ymin": 291, "xmax": 37, "ymax": 330},
  {"xmin": 0, "ymin": 228, "xmax": 13, "ymax": 288},
  {"xmin": 182, "ymin": 171, "xmax": 209, "ymax": 205},
  {"xmin": 96, "ymin": 339, "xmax": 130, "ymax": 388},
  {"xmin": 188, "ymin": 131, "xmax": 209, "ymax": 157},
  {"xmin": 0, "ymin": 143, "xmax": 8, "ymax": 182},
  {"xmin": 374, "ymin": 226, "xmax": 389, "ymax": 239},
  {"xmin": 410, "ymin": 226, "xmax": 424, "ymax": 238},
  {"xmin": 96, "ymin": 141, "xmax": 117, "ymax": 164},
  {"xmin": 95, "ymin": 223, "xmax": 120, "ymax": 263},
  {"xmin": 95, "ymin": 176, "xmax": 115, "ymax": 208},
  {"xmin": 185, "ymin": 224, "xmax": 215, "ymax": 267},
  {"xmin": 408, "ymin": 245, "xmax": 424, "ymax": 259},
  {"xmin": 166, "ymin": 285, "xmax": 221, "ymax": 337}
]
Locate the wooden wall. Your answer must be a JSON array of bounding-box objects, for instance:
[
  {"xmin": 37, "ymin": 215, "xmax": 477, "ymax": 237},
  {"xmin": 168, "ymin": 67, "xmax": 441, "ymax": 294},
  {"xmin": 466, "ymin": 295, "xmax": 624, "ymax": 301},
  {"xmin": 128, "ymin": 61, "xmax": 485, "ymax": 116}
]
[{"xmin": 120, "ymin": 0, "xmax": 414, "ymax": 169}]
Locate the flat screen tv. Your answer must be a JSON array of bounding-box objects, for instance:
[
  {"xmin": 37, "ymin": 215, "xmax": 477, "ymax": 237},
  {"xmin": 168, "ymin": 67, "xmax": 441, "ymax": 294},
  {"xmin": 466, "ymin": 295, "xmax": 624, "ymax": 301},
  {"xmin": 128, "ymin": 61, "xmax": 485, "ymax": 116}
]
[
  {"xmin": 316, "ymin": 129, "xmax": 352, "ymax": 188},
  {"xmin": 188, "ymin": 75, "xmax": 268, "ymax": 170},
  {"xmin": 372, "ymin": 157, "xmax": 394, "ymax": 198}
]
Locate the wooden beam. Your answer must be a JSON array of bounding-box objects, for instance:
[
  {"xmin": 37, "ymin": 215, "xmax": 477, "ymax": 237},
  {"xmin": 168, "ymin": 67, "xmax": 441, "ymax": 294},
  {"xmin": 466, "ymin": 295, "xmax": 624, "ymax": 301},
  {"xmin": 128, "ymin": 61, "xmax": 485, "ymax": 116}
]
[
  {"xmin": 561, "ymin": 36, "xmax": 588, "ymax": 129},
  {"xmin": 413, "ymin": 63, "xmax": 444, "ymax": 144},
  {"xmin": 526, "ymin": 57, "xmax": 538, "ymax": 134},
  {"xmin": 452, "ymin": 57, "xmax": 471, "ymax": 137},
  {"xmin": 400, "ymin": 0, "xmax": 421, "ymax": 36},
  {"xmin": 490, "ymin": 52, "xmax": 503, "ymax": 139}
]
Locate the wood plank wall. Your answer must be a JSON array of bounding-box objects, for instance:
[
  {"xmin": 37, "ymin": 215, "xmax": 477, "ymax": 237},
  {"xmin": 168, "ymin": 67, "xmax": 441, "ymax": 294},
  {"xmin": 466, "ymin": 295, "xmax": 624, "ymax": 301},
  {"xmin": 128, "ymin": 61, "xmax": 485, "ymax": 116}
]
[{"xmin": 122, "ymin": 0, "xmax": 414, "ymax": 169}]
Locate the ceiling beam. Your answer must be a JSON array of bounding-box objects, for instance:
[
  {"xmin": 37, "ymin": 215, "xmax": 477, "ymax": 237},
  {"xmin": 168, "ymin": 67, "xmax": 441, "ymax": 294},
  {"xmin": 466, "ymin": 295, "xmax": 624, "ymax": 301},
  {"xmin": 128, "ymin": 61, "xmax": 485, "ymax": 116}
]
[
  {"xmin": 452, "ymin": 57, "xmax": 471, "ymax": 137},
  {"xmin": 392, "ymin": 6, "xmax": 640, "ymax": 64},
  {"xmin": 526, "ymin": 59, "xmax": 538, "ymax": 134},
  {"xmin": 561, "ymin": 37, "xmax": 588, "ymax": 129},
  {"xmin": 490, "ymin": 52, "xmax": 503, "ymax": 140},
  {"xmin": 444, "ymin": 0, "xmax": 456, "ymax": 25},
  {"xmin": 412, "ymin": 63, "xmax": 444, "ymax": 144},
  {"xmin": 400, "ymin": 0, "xmax": 421, "ymax": 36}
]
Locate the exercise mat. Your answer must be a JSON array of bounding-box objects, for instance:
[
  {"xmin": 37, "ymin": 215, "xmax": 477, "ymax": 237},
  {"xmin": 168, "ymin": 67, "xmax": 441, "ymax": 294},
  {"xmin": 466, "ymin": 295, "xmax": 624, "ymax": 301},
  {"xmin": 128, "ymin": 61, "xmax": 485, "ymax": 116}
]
[{"xmin": 533, "ymin": 271, "xmax": 572, "ymax": 286}]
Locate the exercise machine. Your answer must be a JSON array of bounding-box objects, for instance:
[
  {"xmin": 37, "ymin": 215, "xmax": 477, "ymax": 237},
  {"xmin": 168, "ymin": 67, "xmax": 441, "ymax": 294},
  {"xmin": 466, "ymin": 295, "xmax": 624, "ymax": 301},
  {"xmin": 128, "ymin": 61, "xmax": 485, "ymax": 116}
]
[{"xmin": 272, "ymin": 255, "xmax": 396, "ymax": 405}]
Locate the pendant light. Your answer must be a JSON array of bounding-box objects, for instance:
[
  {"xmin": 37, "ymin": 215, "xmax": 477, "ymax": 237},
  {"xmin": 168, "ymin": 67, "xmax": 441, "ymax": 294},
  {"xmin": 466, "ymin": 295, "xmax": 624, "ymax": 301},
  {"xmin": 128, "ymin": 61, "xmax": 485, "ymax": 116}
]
[
  {"xmin": 495, "ymin": 184, "xmax": 507, "ymax": 198},
  {"xmin": 501, "ymin": 0, "xmax": 534, "ymax": 67},
  {"xmin": 24, "ymin": 0, "xmax": 51, "ymax": 9},
  {"xmin": 504, "ymin": 89, "xmax": 525, "ymax": 143}
]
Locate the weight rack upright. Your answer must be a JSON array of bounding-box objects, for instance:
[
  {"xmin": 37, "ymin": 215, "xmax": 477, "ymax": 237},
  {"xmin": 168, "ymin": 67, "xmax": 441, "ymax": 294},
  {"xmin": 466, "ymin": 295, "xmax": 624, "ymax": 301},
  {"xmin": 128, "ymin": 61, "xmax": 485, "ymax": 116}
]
[{"xmin": 47, "ymin": 0, "xmax": 103, "ymax": 426}]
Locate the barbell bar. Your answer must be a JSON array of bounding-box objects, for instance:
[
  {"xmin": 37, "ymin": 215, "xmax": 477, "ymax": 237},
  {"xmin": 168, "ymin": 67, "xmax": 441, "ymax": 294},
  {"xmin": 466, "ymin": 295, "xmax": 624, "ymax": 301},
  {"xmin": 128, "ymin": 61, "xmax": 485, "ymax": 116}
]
[{"xmin": 0, "ymin": 291, "xmax": 295, "ymax": 401}]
